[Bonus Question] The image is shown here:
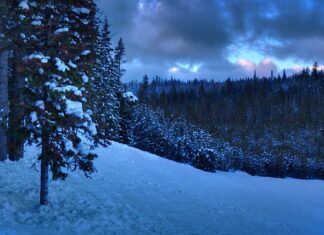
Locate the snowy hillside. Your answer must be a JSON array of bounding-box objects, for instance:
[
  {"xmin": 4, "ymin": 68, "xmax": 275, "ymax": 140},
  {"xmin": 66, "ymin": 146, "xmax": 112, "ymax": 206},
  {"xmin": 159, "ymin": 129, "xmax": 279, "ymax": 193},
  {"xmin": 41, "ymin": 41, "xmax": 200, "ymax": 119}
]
[{"xmin": 1, "ymin": 143, "xmax": 324, "ymax": 235}]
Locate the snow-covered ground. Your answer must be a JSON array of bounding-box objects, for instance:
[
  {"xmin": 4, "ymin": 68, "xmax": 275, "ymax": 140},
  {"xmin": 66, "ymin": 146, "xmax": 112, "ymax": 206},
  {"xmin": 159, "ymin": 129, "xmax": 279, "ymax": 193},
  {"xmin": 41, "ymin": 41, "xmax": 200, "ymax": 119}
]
[{"xmin": 1, "ymin": 143, "xmax": 324, "ymax": 235}]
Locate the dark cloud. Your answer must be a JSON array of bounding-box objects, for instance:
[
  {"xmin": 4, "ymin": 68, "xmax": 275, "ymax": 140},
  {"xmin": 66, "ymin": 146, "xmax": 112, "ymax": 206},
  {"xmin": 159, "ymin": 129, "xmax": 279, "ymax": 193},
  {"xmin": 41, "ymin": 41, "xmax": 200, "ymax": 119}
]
[
  {"xmin": 97, "ymin": 0, "xmax": 138, "ymax": 34},
  {"xmin": 97, "ymin": 0, "xmax": 324, "ymax": 81},
  {"xmin": 224, "ymin": 0, "xmax": 324, "ymax": 62},
  {"xmin": 267, "ymin": 38, "xmax": 324, "ymax": 63}
]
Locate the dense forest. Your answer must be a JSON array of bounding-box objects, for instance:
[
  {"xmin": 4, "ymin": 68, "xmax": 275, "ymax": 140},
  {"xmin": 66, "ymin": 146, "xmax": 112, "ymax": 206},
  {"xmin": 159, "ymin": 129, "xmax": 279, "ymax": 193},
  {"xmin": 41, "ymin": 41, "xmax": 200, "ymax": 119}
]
[
  {"xmin": 1, "ymin": 1, "xmax": 324, "ymax": 209},
  {"xmin": 126, "ymin": 66, "xmax": 324, "ymax": 179}
]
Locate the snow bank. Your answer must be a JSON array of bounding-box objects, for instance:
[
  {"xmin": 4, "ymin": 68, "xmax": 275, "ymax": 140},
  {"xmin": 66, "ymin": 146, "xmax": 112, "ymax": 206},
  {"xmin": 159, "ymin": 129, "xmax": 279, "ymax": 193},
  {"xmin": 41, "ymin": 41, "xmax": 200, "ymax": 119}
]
[{"xmin": 0, "ymin": 143, "xmax": 324, "ymax": 234}]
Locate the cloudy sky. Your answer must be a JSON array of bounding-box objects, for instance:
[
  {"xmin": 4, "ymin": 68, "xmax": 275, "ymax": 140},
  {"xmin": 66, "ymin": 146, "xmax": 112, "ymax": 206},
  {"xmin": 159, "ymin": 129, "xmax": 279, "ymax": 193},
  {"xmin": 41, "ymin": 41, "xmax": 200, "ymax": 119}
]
[{"xmin": 97, "ymin": 0, "xmax": 324, "ymax": 81}]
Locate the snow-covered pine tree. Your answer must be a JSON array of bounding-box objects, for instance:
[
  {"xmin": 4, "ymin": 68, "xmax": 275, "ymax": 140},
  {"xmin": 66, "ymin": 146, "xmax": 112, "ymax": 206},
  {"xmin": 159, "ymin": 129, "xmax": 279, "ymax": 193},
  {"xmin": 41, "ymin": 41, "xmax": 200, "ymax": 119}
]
[
  {"xmin": 118, "ymin": 91, "xmax": 138, "ymax": 144},
  {"xmin": 90, "ymin": 16, "xmax": 120, "ymax": 143},
  {"xmin": 0, "ymin": 0, "xmax": 9, "ymax": 160},
  {"xmin": 113, "ymin": 38, "xmax": 126, "ymax": 81},
  {"xmin": 130, "ymin": 104, "xmax": 172, "ymax": 157},
  {"xmin": 12, "ymin": 0, "xmax": 98, "ymax": 205},
  {"xmin": 113, "ymin": 38, "xmax": 130, "ymax": 143},
  {"xmin": 113, "ymin": 38, "xmax": 126, "ymax": 98},
  {"xmin": 138, "ymin": 75, "xmax": 149, "ymax": 102}
]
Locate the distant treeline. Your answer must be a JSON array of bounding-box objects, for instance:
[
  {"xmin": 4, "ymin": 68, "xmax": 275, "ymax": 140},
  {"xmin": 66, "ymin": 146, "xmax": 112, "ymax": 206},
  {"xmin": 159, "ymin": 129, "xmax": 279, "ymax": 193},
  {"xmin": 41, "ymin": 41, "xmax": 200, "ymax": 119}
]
[{"xmin": 126, "ymin": 64, "xmax": 324, "ymax": 179}]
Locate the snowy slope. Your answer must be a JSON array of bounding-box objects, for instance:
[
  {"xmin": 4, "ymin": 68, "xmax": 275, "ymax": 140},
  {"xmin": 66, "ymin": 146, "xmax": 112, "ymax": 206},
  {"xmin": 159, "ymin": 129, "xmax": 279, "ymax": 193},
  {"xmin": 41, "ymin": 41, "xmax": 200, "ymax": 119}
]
[{"xmin": 1, "ymin": 143, "xmax": 324, "ymax": 235}]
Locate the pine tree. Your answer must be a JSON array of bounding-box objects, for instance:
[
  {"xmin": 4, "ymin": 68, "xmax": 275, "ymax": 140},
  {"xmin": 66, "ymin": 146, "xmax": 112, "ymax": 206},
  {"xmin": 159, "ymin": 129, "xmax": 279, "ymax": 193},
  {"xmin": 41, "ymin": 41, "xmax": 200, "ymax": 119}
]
[
  {"xmin": 282, "ymin": 69, "xmax": 287, "ymax": 80},
  {"xmin": 113, "ymin": 37, "xmax": 128, "ymax": 142},
  {"xmin": 89, "ymin": 19, "xmax": 127, "ymax": 144},
  {"xmin": 114, "ymin": 38, "xmax": 126, "ymax": 80},
  {"xmin": 119, "ymin": 91, "xmax": 138, "ymax": 144},
  {"xmin": 113, "ymin": 38, "xmax": 126, "ymax": 101},
  {"xmin": 91, "ymin": 16, "xmax": 120, "ymax": 142},
  {"xmin": 311, "ymin": 62, "xmax": 319, "ymax": 80},
  {"xmin": 138, "ymin": 75, "xmax": 149, "ymax": 102},
  {"xmin": 112, "ymin": 37, "xmax": 126, "ymax": 106},
  {"xmin": 11, "ymin": 0, "xmax": 98, "ymax": 205}
]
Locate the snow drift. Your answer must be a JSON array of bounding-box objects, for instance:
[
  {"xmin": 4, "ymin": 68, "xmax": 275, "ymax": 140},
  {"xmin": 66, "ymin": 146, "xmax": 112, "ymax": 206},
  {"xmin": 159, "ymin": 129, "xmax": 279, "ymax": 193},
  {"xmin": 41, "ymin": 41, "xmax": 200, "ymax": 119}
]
[{"xmin": 0, "ymin": 142, "xmax": 324, "ymax": 234}]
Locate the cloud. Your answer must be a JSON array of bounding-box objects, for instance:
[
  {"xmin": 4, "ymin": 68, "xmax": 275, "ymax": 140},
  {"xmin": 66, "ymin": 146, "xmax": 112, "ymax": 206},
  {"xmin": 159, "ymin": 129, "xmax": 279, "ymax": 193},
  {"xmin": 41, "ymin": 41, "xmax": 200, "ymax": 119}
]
[
  {"xmin": 97, "ymin": 0, "xmax": 324, "ymax": 81},
  {"xmin": 97, "ymin": 0, "xmax": 231, "ymax": 57},
  {"xmin": 267, "ymin": 38, "xmax": 324, "ymax": 63},
  {"xmin": 236, "ymin": 58, "xmax": 278, "ymax": 77},
  {"xmin": 223, "ymin": 0, "xmax": 324, "ymax": 63},
  {"xmin": 97, "ymin": 0, "xmax": 138, "ymax": 35}
]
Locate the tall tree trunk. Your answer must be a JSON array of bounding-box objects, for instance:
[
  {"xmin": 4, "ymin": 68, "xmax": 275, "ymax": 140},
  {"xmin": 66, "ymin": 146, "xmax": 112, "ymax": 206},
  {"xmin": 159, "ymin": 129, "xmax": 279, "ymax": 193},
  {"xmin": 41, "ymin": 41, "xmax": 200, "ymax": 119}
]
[
  {"xmin": 40, "ymin": 158, "xmax": 49, "ymax": 205},
  {"xmin": 0, "ymin": 50, "xmax": 9, "ymax": 161},
  {"xmin": 8, "ymin": 48, "xmax": 25, "ymax": 161},
  {"xmin": 39, "ymin": 0, "xmax": 53, "ymax": 206},
  {"xmin": 40, "ymin": 140, "xmax": 49, "ymax": 205}
]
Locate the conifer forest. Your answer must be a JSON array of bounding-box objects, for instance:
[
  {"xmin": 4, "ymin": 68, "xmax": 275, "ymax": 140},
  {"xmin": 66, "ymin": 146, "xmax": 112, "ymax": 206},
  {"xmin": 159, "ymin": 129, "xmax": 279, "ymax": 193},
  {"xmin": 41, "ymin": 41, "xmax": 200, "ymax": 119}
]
[{"xmin": 1, "ymin": 1, "xmax": 324, "ymax": 234}]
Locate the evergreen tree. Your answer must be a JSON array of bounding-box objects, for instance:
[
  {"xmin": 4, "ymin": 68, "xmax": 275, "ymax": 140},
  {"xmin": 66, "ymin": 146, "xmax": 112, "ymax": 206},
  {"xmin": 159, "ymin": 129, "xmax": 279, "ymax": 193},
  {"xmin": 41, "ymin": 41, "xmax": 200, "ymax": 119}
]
[
  {"xmin": 282, "ymin": 69, "xmax": 287, "ymax": 80},
  {"xmin": 129, "ymin": 71, "xmax": 324, "ymax": 179},
  {"xmin": 138, "ymin": 75, "xmax": 149, "ymax": 102},
  {"xmin": 118, "ymin": 91, "xmax": 137, "ymax": 144},
  {"xmin": 113, "ymin": 38, "xmax": 128, "ymax": 143},
  {"xmin": 113, "ymin": 38, "xmax": 126, "ymax": 101},
  {"xmin": 91, "ymin": 16, "xmax": 120, "ymax": 142},
  {"xmin": 114, "ymin": 37, "xmax": 126, "ymax": 81},
  {"xmin": 253, "ymin": 70, "xmax": 257, "ymax": 79},
  {"xmin": 311, "ymin": 62, "xmax": 319, "ymax": 80},
  {"xmin": 11, "ymin": 0, "xmax": 98, "ymax": 205}
]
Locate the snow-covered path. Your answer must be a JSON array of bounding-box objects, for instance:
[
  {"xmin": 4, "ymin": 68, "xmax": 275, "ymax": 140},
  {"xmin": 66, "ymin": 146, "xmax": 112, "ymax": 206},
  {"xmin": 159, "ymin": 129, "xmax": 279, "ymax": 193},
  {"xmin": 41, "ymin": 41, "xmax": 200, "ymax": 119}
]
[{"xmin": 1, "ymin": 143, "xmax": 324, "ymax": 235}]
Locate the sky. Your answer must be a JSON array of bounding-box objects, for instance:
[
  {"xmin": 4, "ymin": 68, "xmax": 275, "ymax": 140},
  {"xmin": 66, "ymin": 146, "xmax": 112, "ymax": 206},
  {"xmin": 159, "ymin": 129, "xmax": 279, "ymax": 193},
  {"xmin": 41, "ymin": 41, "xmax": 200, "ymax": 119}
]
[{"xmin": 97, "ymin": 0, "xmax": 324, "ymax": 81}]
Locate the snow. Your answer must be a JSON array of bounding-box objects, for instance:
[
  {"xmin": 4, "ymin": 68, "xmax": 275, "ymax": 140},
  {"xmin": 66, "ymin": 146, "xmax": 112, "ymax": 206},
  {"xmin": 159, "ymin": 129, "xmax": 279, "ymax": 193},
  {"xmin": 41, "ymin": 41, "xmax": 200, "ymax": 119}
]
[
  {"xmin": 54, "ymin": 27, "xmax": 69, "ymax": 35},
  {"xmin": 19, "ymin": 15, "xmax": 26, "ymax": 21},
  {"xmin": 53, "ymin": 85, "xmax": 82, "ymax": 97},
  {"xmin": 123, "ymin": 91, "xmax": 138, "ymax": 102},
  {"xmin": 71, "ymin": 7, "xmax": 91, "ymax": 15},
  {"xmin": 80, "ymin": 19, "xmax": 89, "ymax": 25},
  {"xmin": 76, "ymin": 132, "xmax": 93, "ymax": 155},
  {"xmin": 64, "ymin": 99, "xmax": 83, "ymax": 118},
  {"xmin": 81, "ymin": 50, "xmax": 91, "ymax": 56},
  {"xmin": 31, "ymin": 21, "xmax": 41, "ymax": 26},
  {"xmin": 63, "ymin": 138, "xmax": 76, "ymax": 154},
  {"xmin": 25, "ymin": 53, "xmax": 50, "ymax": 64},
  {"xmin": 18, "ymin": 1, "xmax": 29, "ymax": 10},
  {"xmin": 0, "ymin": 143, "xmax": 324, "ymax": 235},
  {"xmin": 86, "ymin": 121, "xmax": 97, "ymax": 136},
  {"xmin": 68, "ymin": 61, "xmax": 77, "ymax": 69},
  {"xmin": 35, "ymin": 100, "xmax": 44, "ymax": 110},
  {"xmin": 55, "ymin": 58, "xmax": 70, "ymax": 72},
  {"xmin": 30, "ymin": 112, "xmax": 37, "ymax": 123},
  {"xmin": 81, "ymin": 73, "xmax": 89, "ymax": 83}
]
